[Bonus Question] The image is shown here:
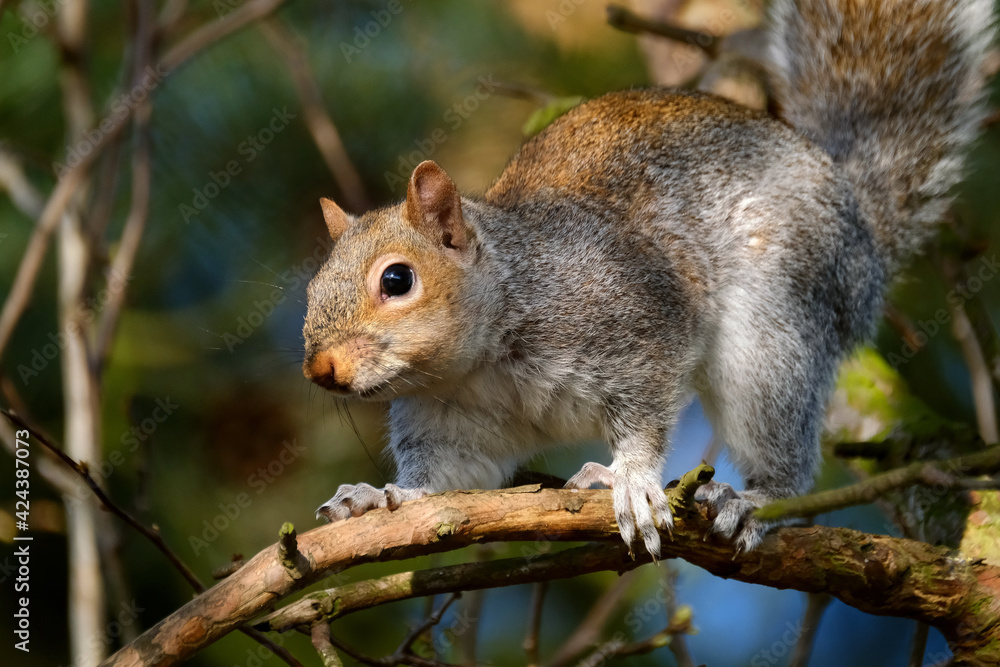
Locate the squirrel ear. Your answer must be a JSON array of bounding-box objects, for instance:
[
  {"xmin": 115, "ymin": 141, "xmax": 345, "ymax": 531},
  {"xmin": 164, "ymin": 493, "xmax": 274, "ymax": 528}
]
[
  {"xmin": 319, "ymin": 197, "xmax": 351, "ymax": 241},
  {"xmin": 405, "ymin": 160, "xmax": 469, "ymax": 251}
]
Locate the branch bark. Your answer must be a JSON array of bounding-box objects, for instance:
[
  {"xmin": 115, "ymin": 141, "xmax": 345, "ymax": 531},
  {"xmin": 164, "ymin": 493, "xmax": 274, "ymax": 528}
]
[
  {"xmin": 101, "ymin": 486, "xmax": 1000, "ymax": 667},
  {"xmin": 256, "ymin": 542, "xmax": 643, "ymax": 633}
]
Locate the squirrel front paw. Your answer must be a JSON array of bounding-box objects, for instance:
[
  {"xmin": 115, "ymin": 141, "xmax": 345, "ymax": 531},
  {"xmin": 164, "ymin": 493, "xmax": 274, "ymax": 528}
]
[
  {"xmin": 316, "ymin": 483, "xmax": 427, "ymax": 522},
  {"xmin": 697, "ymin": 481, "xmax": 777, "ymax": 552},
  {"xmin": 566, "ymin": 461, "xmax": 672, "ymax": 557}
]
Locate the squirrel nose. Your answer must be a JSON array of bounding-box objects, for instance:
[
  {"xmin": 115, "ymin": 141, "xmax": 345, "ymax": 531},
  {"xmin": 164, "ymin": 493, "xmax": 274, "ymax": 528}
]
[{"xmin": 305, "ymin": 349, "xmax": 351, "ymax": 392}]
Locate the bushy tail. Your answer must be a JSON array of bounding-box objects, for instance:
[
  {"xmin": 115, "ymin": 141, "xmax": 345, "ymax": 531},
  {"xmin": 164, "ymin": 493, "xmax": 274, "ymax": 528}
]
[{"xmin": 770, "ymin": 0, "xmax": 995, "ymax": 274}]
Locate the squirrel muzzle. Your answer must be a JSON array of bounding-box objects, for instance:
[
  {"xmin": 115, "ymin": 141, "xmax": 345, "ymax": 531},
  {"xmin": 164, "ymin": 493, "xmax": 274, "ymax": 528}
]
[{"xmin": 303, "ymin": 337, "xmax": 377, "ymax": 395}]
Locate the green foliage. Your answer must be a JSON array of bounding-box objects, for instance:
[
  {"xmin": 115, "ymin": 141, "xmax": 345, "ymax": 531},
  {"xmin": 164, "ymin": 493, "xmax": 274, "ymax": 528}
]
[{"xmin": 522, "ymin": 95, "xmax": 584, "ymax": 137}]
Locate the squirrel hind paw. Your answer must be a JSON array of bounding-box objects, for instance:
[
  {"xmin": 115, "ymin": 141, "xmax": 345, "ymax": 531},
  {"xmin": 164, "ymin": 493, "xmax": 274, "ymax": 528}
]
[{"xmin": 701, "ymin": 482, "xmax": 773, "ymax": 552}]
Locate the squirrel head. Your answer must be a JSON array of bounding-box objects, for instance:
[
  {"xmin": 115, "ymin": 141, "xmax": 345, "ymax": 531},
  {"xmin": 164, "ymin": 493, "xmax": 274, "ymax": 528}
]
[{"xmin": 303, "ymin": 160, "xmax": 487, "ymax": 400}]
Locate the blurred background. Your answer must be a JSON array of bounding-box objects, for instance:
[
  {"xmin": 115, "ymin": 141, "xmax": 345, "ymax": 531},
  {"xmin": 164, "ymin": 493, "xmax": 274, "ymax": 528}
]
[{"xmin": 0, "ymin": 0, "xmax": 998, "ymax": 665}]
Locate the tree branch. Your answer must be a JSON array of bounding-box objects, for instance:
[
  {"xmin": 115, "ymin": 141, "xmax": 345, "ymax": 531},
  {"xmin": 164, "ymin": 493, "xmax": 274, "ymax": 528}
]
[
  {"xmin": 256, "ymin": 542, "xmax": 643, "ymax": 633},
  {"xmin": 100, "ymin": 485, "xmax": 1000, "ymax": 666}
]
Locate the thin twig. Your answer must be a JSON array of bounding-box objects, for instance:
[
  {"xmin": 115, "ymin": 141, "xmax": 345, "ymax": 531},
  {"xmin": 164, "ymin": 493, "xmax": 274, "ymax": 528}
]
[
  {"xmin": 327, "ymin": 635, "xmax": 384, "ymax": 667},
  {"xmin": 549, "ymin": 569, "xmax": 637, "ymax": 667},
  {"xmin": 156, "ymin": 0, "xmax": 188, "ymax": 37},
  {"xmin": 885, "ymin": 302, "xmax": 926, "ymax": 355},
  {"xmin": 83, "ymin": 128, "xmax": 127, "ymax": 253},
  {"xmin": 0, "ymin": 166, "xmax": 86, "ymax": 362},
  {"xmin": 259, "ymin": 17, "xmax": 370, "ymax": 212},
  {"xmin": 790, "ymin": 593, "xmax": 832, "ymax": 667},
  {"xmin": 757, "ymin": 442, "xmax": 999, "ymax": 521},
  {"xmin": 938, "ymin": 235, "xmax": 999, "ymax": 445},
  {"xmin": 212, "ymin": 556, "xmax": 246, "ymax": 580},
  {"xmin": 241, "ymin": 629, "xmax": 304, "ymax": 667},
  {"xmin": 909, "ymin": 622, "xmax": 931, "ymax": 667},
  {"xmin": 0, "ymin": 379, "xmax": 80, "ymax": 495},
  {"xmin": 0, "ymin": 148, "xmax": 46, "ymax": 217},
  {"xmin": 396, "ymin": 593, "xmax": 461, "ymax": 660},
  {"xmin": 578, "ymin": 608, "xmax": 694, "ymax": 664},
  {"xmin": 492, "ymin": 81, "xmax": 557, "ymax": 105},
  {"xmin": 606, "ymin": 4, "xmax": 720, "ymax": 58},
  {"xmin": 91, "ymin": 5, "xmax": 156, "ymax": 648},
  {"xmin": 319, "ymin": 597, "xmax": 467, "ymax": 667},
  {"xmin": 159, "ymin": 0, "xmax": 287, "ymax": 73},
  {"xmin": 310, "ymin": 623, "xmax": 344, "ymax": 667},
  {"xmin": 95, "ymin": 6, "xmax": 154, "ymax": 366},
  {"xmin": 57, "ymin": 0, "xmax": 96, "ymax": 139},
  {"xmin": 2, "ymin": 408, "xmax": 205, "ymax": 591},
  {"xmin": 2, "ymin": 408, "xmax": 304, "ymax": 666},
  {"xmin": 949, "ymin": 299, "xmax": 999, "ymax": 444},
  {"xmin": 833, "ymin": 441, "xmax": 894, "ymax": 460},
  {"xmin": 457, "ymin": 584, "xmax": 483, "ymax": 664},
  {"xmin": 662, "ymin": 564, "xmax": 695, "ymax": 667},
  {"xmin": 523, "ymin": 581, "xmax": 547, "ymax": 667}
]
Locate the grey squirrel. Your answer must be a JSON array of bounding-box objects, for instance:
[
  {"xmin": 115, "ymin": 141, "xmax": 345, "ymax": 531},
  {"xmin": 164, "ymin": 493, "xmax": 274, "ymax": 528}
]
[{"xmin": 302, "ymin": 0, "xmax": 996, "ymax": 554}]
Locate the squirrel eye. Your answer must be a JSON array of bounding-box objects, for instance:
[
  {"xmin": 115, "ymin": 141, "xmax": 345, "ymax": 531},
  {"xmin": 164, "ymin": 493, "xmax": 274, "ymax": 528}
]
[{"xmin": 380, "ymin": 263, "xmax": 414, "ymax": 297}]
